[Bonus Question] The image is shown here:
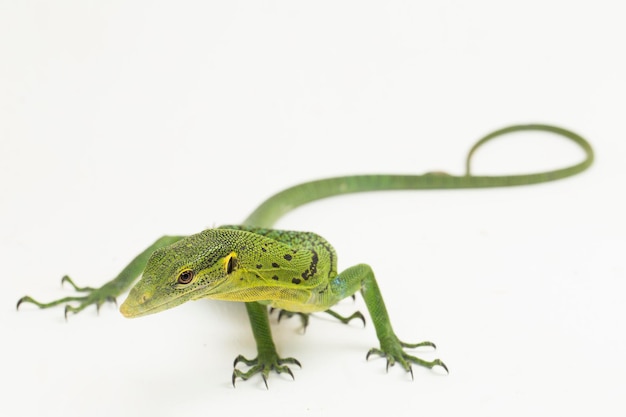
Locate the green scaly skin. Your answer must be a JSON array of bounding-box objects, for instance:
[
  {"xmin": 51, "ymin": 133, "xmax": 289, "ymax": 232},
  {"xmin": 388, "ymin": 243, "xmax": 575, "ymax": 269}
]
[{"xmin": 17, "ymin": 124, "xmax": 594, "ymax": 387}]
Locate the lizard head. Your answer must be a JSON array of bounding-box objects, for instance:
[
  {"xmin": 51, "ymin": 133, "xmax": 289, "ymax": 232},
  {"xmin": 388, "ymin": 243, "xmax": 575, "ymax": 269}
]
[{"xmin": 120, "ymin": 228, "xmax": 262, "ymax": 318}]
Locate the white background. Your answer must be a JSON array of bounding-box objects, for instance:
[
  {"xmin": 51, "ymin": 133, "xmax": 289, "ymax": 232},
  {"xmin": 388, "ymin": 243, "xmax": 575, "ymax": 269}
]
[{"xmin": 1, "ymin": 1, "xmax": 625, "ymax": 416}]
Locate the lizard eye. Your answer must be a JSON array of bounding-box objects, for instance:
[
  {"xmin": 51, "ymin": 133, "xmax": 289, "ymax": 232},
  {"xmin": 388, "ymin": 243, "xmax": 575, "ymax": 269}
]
[{"xmin": 177, "ymin": 269, "xmax": 195, "ymax": 284}]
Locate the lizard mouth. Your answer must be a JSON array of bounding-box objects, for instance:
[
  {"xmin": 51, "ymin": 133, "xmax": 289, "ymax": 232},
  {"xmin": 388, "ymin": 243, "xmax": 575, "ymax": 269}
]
[
  {"xmin": 119, "ymin": 290, "xmax": 191, "ymax": 318},
  {"xmin": 119, "ymin": 278, "xmax": 228, "ymax": 318}
]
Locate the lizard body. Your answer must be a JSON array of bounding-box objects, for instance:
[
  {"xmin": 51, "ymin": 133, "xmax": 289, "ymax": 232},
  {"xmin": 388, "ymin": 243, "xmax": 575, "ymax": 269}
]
[{"xmin": 17, "ymin": 124, "xmax": 594, "ymax": 387}]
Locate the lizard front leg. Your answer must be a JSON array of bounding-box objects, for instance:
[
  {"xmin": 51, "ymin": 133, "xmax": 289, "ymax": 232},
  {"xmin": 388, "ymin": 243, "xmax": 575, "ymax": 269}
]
[
  {"xmin": 232, "ymin": 301, "xmax": 301, "ymax": 388},
  {"xmin": 17, "ymin": 235, "xmax": 186, "ymax": 319},
  {"xmin": 331, "ymin": 264, "xmax": 448, "ymax": 378}
]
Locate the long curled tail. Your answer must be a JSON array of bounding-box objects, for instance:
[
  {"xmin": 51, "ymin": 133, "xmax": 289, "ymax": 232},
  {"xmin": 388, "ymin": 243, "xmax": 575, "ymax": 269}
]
[{"xmin": 244, "ymin": 124, "xmax": 593, "ymax": 228}]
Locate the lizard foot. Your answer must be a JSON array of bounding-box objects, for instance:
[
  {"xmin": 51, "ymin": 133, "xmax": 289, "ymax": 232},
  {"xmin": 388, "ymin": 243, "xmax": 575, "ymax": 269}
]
[
  {"xmin": 270, "ymin": 308, "xmax": 365, "ymax": 332},
  {"xmin": 366, "ymin": 335, "xmax": 448, "ymax": 379},
  {"xmin": 232, "ymin": 353, "xmax": 301, "ymax": 389},
  {"xmin": 324, "ymin": 309, "xmax": 366, "ymax": 327},
  {"xmin": 16, "ymin": 275, "xmax": 119, "ymax": 320},
  {"xmin": 270, "ymin": 308, "xmax": 310, "ymax": 332}
]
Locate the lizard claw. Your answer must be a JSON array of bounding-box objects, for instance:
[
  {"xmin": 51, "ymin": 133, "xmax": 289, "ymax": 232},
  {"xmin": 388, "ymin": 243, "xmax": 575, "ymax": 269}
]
[{"xmin": 271, "ymin": 309, "xmax": 310, "ymax": 333}]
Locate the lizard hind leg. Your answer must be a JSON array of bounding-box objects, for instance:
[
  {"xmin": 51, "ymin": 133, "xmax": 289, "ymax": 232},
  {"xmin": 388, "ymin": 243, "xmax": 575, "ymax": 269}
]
[
  {"xmin": 270, "ymin": 308, "xmax": 366, "ymax": 332},
  {"xmin": 323, "ymin": 309, "xmax": 366, "ymax": 327}
]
